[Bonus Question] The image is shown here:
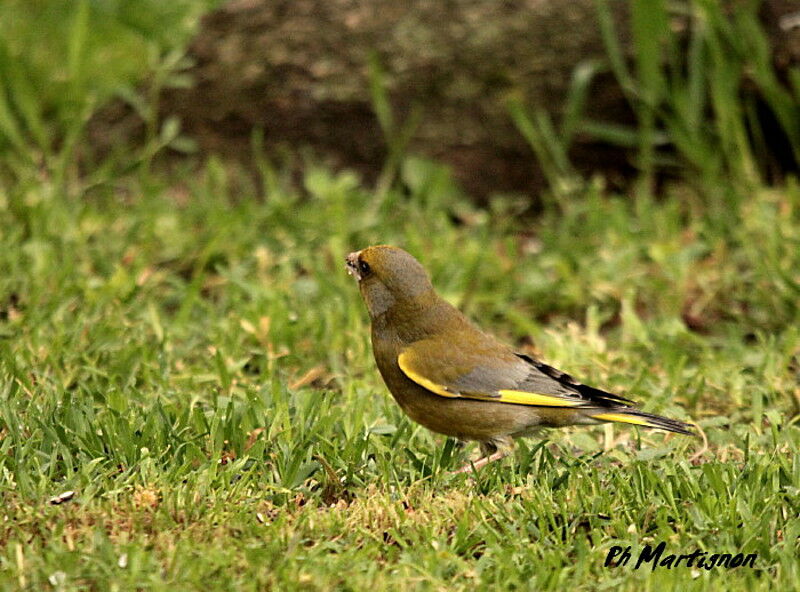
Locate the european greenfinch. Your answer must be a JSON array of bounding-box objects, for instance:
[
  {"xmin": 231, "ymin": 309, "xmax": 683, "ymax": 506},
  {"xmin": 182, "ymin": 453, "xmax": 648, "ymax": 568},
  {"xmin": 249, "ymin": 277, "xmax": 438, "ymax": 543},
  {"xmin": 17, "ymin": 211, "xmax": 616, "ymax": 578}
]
[{"xmin": 347, "ymin": 245, "xmax": 693, "ymax": 473}]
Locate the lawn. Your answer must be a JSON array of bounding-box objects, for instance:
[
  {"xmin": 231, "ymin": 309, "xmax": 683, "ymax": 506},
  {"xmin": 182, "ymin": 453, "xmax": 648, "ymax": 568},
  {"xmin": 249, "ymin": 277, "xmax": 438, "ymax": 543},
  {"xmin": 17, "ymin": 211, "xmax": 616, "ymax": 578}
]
[
  {"xmin": 1, "ymin": 1, "xmax": 799, "ymax": 590},
  {"xmin": 1, "ymin": 161, "xmax": 798, "ymax": 590}
]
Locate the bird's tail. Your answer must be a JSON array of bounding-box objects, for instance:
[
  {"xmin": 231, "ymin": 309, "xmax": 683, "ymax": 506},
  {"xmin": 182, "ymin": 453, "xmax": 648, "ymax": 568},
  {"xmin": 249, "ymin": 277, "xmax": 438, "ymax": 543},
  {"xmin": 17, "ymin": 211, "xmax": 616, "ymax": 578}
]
[{"xmin": 591, "ymin": 408, "xmax": 694, "ymax": 435}]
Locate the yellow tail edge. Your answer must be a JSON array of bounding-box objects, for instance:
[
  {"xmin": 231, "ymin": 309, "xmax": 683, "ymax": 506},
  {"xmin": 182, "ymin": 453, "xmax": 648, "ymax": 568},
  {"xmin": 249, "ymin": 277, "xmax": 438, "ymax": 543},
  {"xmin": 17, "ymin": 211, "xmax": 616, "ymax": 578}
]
[{"xmin": 593, "ymin": 410, "xmax": 694, "ymax": 435}]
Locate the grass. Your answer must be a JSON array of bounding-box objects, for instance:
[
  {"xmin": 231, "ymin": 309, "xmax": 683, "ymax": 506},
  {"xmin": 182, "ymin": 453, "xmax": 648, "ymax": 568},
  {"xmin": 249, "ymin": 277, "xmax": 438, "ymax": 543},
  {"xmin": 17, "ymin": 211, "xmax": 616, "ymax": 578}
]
[
  {"xmin": 0, "ymin": 160, "xmax": 798, "ymax": 590},
  {"xmin": 1, "ymin": 0, "xmax": 799, "ymax": 590}
]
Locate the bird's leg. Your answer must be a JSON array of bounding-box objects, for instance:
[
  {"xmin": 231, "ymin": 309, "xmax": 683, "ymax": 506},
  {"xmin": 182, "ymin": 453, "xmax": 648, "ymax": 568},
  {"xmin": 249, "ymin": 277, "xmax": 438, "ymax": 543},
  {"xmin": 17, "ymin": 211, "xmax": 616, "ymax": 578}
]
[
  {"xmin": 451, "ymin": 439, "xmax": 511, "ymax": 474},
  {"xmin": 452, "ymin": 450, "xmax": 508, "ymax": 474}
]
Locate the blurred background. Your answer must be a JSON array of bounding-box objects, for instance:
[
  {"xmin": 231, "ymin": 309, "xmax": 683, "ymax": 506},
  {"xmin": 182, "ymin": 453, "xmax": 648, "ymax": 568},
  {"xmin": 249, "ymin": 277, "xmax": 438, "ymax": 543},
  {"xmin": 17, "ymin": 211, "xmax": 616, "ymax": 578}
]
[{"xmin": 2, "ymin": 0, "xmax": 799, "ymax": 203}]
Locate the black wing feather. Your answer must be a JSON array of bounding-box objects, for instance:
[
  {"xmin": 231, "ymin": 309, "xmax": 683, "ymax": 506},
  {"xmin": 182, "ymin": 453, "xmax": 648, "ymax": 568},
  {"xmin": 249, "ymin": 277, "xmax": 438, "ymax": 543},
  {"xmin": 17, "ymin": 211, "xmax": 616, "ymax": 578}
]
[{"xmin": 514, "ymin": 352, "xmax": 636, "ymax": 408}]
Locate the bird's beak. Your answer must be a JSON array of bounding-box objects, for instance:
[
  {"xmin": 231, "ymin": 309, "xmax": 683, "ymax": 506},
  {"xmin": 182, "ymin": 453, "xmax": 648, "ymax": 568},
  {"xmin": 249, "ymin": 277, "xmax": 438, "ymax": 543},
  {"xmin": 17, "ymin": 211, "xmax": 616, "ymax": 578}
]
[{"xmin": 345, "ymin": 251, "xmax": 362, "ymax": 280}]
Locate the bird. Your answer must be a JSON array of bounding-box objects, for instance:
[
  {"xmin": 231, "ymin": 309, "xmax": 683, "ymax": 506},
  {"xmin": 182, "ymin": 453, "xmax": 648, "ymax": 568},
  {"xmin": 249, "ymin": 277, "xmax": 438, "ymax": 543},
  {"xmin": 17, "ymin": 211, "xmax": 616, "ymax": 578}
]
[{"xmin": 346, "ymin": 245, "xmax": 694, "ymax": 473}]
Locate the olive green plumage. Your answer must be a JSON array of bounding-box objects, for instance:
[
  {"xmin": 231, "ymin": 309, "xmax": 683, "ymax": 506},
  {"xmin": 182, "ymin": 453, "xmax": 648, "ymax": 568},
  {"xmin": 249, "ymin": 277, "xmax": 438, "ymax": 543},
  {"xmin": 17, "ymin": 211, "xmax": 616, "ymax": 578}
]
[{"xmin": 346, "ymin": 245, "xmax": 693, "ymax": 472}]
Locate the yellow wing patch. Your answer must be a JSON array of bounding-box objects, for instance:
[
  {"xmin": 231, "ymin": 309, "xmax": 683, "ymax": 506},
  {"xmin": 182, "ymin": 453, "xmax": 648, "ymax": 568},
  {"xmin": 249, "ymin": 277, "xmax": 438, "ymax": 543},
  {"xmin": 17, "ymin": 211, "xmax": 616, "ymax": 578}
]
[
  {"xmin": 592, "ymin": 412, "xmax": 650, "ymax": 427},
  {"xmin": 397, "ymin": 352, "xmax": 460, "ymax": 398},
  {"xmin": 496, "ymin": 389, "xmax": 584, "ymax": 407},
  {"xmin": 398, "ymin": 352, "xmax": 586, "ymax": 407}
]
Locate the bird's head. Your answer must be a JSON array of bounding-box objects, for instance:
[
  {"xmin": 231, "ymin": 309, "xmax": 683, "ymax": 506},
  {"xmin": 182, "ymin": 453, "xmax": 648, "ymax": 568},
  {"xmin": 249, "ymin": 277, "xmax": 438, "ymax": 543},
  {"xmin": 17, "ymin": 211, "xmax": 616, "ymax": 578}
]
[{"xmin": 346, "ymin": 245, "xmax": 434, "ymax": 319}]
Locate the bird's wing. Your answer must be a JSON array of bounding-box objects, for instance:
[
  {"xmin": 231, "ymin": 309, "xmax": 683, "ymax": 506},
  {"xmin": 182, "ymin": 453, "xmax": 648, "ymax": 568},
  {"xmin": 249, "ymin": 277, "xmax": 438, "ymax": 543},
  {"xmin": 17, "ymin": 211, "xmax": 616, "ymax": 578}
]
[{"xmin": 397, "ymin": 336, "xmax": 635, "ymax": 409}]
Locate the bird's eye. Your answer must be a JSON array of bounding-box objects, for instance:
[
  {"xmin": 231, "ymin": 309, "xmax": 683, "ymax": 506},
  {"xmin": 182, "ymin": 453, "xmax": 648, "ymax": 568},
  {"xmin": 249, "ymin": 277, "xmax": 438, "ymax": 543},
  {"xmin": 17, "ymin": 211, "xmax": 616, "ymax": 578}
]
[{"xmin": 358, "ymin": 260, "xmax": 371, "ymax": 276}]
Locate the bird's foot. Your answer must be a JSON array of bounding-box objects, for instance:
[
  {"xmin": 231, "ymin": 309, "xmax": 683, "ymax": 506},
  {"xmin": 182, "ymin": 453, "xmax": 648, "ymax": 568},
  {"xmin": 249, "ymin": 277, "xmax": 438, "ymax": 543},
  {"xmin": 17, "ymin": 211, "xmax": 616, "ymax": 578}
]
[{"xmin": 451, "ymin": 449, "xmax": 508, "ymax": 475}]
